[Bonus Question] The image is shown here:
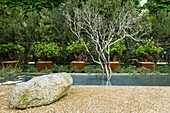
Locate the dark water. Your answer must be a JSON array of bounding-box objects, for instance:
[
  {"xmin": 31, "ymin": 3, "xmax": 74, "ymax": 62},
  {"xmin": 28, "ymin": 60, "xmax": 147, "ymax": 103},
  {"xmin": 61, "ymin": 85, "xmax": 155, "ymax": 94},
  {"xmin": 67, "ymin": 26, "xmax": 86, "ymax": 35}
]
[{"xmin": 0, "ymin": 73, "xmax": 170, "ymax": 86}]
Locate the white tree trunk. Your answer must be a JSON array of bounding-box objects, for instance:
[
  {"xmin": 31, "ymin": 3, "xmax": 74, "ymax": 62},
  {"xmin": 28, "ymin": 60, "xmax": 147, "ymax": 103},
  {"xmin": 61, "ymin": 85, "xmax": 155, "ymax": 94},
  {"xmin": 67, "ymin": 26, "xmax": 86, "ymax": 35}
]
[{"xmin": 66, "ymin": 5, "xmax": 151, "ymax": 81}]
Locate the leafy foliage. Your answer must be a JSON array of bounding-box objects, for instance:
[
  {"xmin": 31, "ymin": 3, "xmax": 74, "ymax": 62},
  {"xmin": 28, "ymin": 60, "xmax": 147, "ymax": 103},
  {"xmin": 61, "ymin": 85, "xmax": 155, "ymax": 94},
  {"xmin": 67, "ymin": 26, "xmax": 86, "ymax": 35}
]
[
  {"xmin": 84, "ymin": 65, "xmax": 103, "ymax": 74},
  {"xmin": 0, "ymin": 43, "xmax": 25, "ymax": 61},
  {"xmin": 32, "ymin": 42, "xmax": 60, "ymax": 59},
  {"xmin": 51, "ymin": 64, "xmax": 70, "ymax": 73},
  {"xmin": 21, "ymin": 65, "xmax": 38, "ymax": 73},
  {"xmin": 134, "ymin": 41, "xmax": 163, "ymax": 55},
  {"xmin": 70, "ymin": 66, "xmax": 82, "ymax": 73},
  {"xmin": 142, "ymin": 3, "xmax": 170, "ymax": 63},
  {"xmin": 0, "ymin": 43, "xmax": 25, "ymax": 53},
  {"xmin": 7, "ymin": 64, "xmax": 169, "ymax": 75},
  {"xmin": 66, "ymin": 41, "xmax": 87, "ymax": 53},
  {"xmin": 150, "ymin": 10, "xmax": 170, "ymax": 48},
  {"xmin": 0, "ymin": 0, "xmax": 168, "ymax": 65},
  {"xmin": 0, "ymin": 3, "xmax": 75, "ymax": 64},
  {"xmin": 0, "ymin": 6, "xmax": 24, "ymax": 43},
  {"xmin": 157, "ymin": 65, "xmax": 170, "ymax": 74},
  {"xmin": 0, "ymin": 6, "xmax": 40, "ymax": 63},
  {"xmin": 38, "ymin": 8, "xmax": 55, "ymax": 42},
  {"xmin": 1, "ymin": 0, "xmax": 63, "ymax": 13},
  {"xmin": 83, "ymin": 0, "xmax": 140, "ymax": 21},
  {"xmin": 40, "ymin": 67, "xmax": 53, "ymax": 74},
  {"xmin": 110, "ymin": 41, "xmax": 126, "ymax": 54},
  {"xmin": 112, "ymin": 65, "xmax": 167, "ymax": 75},
  {"xmin": 143, "ymin": 0, "xmax": 170, "ymax": 14}
]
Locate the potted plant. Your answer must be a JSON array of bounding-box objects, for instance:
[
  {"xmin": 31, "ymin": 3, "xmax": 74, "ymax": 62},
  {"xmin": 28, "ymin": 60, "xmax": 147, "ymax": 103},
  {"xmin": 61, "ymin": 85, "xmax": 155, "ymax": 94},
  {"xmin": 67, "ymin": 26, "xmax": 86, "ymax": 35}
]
[
  {"xmin": 0, "ymin": 43, "xmax": 25, "ymax": 68},
  {"xmin": 109, "ymin": 40, "xmax": 126, "ymax": 71},
  {"xmin": 66, "ymin": 41, "xmax": 88, "ymax": 70},
  {"xmin": 134, "ymin": 40, "xmax": 163, "ymax": 70},
  {"xmin": 32, "ymin": 41, "xmax": 60, "ymax": 71}
]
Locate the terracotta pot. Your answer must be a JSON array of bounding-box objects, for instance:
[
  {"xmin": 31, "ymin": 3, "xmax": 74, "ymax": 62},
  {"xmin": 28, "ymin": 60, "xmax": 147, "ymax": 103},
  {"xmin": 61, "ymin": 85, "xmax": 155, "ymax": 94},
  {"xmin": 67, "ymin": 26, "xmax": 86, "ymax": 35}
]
[
  {"xmin": 70, "ymin": 61, "xmax": 85, "ymax": 70},
  {"xmin": 136, "ymin": 62, "xmax": 157, "ymax": 70},
  {"xmin": 36, "ymin": 61, "xmax": 54, "ymax": 72},
  {"xmin": 1, "ymin": 61, "xmax": 19, "ymax": 68},
  {"xmin": 109, "ymin": 62, "xmax": 120, "ymax": 71}
]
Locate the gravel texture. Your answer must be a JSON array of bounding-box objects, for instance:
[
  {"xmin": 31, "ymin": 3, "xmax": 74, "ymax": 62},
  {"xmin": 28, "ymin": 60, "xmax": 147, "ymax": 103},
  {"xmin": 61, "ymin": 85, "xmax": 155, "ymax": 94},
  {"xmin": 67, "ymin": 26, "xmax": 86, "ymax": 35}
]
[{"xmin": 0, "ymin": 85, "xmax": 170, "ymax": 113}]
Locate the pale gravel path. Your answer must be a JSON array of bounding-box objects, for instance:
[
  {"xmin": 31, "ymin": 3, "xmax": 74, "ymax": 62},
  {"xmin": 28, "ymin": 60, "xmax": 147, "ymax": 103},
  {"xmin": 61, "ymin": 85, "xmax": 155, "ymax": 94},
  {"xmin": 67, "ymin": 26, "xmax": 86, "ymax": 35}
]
[{"xmin": 0, "ymin": 86, "xmax": 169, "ymax": 113}]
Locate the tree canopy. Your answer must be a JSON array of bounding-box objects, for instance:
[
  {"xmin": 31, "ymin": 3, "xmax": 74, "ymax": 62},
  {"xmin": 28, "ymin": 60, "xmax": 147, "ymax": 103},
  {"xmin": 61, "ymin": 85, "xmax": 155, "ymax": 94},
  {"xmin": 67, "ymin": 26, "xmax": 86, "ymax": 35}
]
[
  {"xmin": 144, "ymin": 0, "xmax": 170, "ymax": 14},
  {"xmin": 0, "ymin": 0, "xmax": 63, "ymax": 13}
]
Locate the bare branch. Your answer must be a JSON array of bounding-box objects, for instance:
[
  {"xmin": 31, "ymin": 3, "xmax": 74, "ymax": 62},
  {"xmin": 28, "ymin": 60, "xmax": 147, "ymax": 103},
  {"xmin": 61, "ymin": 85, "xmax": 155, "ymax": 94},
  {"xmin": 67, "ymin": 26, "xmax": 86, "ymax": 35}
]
[{"xmin": 66, "ymin": 5, "xmax": 151, "ymax": 81}]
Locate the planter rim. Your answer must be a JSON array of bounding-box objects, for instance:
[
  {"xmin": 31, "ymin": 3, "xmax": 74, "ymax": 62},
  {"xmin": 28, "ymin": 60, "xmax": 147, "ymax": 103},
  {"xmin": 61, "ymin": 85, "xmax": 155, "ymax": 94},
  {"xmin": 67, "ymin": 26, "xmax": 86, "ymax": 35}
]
[
  {"xmin": 110, "ymin": 62, "xmax": 120, "ymax": 63},
  {"xmin": 37, "ymin": 61, "xmax": 53, "ymax": 63},
  {"xmin": 1, "ymin": 61, "xmax": 19, "ymax": 63},
  {"xmin": 137, "ymin": 62, "xmax": 157, "ymax": 64},
  {"xmin": 71, "ymin": 61, "xmax": 85, "ymax": 63}
]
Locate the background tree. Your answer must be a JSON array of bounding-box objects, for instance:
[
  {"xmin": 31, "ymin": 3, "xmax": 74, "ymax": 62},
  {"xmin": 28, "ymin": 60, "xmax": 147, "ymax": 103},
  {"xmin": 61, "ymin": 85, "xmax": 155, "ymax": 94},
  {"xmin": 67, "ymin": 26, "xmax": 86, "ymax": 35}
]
[
  {"xmin": 0, "ymin": 0, "xmax": 78, "ymax": 64},
  {"xmin": 142, "ymin": 0, "xmax": 170, "ymax": 63},
  {"xmin": 0, "ymin": 4, "xmax": 42, "ymax": 64},
  {"xmin": 150, "ymin": 10, "xmax": 170, "ymax": 63},
  {"xmin": 143, "ymin": 0, "xmax": 170, "ymax": 14},
  {"xmin": 1, "ymin": 0, "xmax": 63, "ymax": 13}
]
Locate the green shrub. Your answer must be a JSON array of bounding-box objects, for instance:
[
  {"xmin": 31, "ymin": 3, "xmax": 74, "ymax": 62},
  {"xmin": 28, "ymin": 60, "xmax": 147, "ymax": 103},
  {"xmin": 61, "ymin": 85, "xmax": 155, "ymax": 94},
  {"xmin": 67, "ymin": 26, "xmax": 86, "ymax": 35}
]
[
  {"xmin": 50, "ymin": 64, "xmax": 70, "ymax": 73},
  {"xmin": 93, "ymin": 67, "xmax": 103, "ymax": 73},
  {"xmin": 66, "ymin": 41, "xmax": 89, "ymax": 61},
  {"xmin": 110, "ymin": 40, "xmax": 126, "ymax": 59},
  {"xmin": 21, "ymin": 65, "xmax": 38, "ymax": 73},
  {"xmin": 84, "ymin": 66, "xmax": 94, "ymax": 74},
  {"xmin": 0, "ymin": 43, "xmax": 25, "ymax": 60},
  {"xmin": 32, "ymin": 42, "xmax": 60, "ymax": 60},
  {"xmin": 19, "ymin": 64, "xmax": 170, "ymax": 75},
  {"xmin": 0, "ymin": 66, "xmax": 22, "ymax": 79},
  {"xmin": 134, "ymin": 41, "xmax": 163, "ymax": 55},
  {"xmin": 84, "ymin": 65, "xmax": 103, "ymax": 74},
  {"xmin": 136, "ymin": 67, "xmax": 151, "ymax": 75},
  {"xmin": 157, "ymin": 65, "xmax": 170, "ymax": 74},
  {"xmin": 0, "ymin": 43, "xmax": 25, "ymax": 53},
  {"xmin": 24, "ymin": 67, "xmax": 38, "ymax": 73},
  {"xmin": 112, "ymin": 66, "xmax": 121, "ymax": 73},
  {"xmin": 40, "ymin": 67, "xmax": 53, "ymax": 74},
  {"xmin": 66, "ymin": 41, "xmax": 87, "ymax": 53},
  {"xmin": 122, "ymin": 65, "xmax": 136, "ymax": 73},
  {"xmin": 70, "ymin": 66, "xmax": 82, "ymax": 73}
]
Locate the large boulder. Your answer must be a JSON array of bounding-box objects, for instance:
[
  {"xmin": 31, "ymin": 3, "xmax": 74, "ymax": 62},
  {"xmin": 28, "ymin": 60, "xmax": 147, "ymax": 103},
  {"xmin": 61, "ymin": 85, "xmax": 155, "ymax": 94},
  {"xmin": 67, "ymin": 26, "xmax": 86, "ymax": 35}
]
[{"xmin": 9, "ymin": 73, "xmax": 73, "ymax": 109}]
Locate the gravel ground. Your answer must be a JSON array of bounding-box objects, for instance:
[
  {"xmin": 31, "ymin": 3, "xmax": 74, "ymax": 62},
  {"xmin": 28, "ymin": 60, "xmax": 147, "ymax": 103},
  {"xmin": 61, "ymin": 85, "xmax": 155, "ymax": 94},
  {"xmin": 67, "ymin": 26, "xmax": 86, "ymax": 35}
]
[{"xmin": 0, "ymin": 85, "xmax": 170, "ymax": 113}]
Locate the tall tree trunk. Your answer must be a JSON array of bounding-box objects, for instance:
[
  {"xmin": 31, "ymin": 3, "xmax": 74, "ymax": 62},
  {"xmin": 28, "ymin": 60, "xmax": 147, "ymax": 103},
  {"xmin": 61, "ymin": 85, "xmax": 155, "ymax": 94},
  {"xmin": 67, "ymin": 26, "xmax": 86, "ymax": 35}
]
[
  {"xmin": 101, "ymin": 52, "xmax": 111, "ymax": 81},
  {"xmin": 73, "ymin": 52, "xmax": 82, "ymax": 62},
  {"xmin": 77, "ymin": 54, "xmax": 82, "ymax": 62},
  {"xmin": 8, "ymin": 51, "xmax": 15, "ymax": 60},
  {"xmin": 42, "ymin": 53, "xmax": 48, "ymax": 61},
  {"xmin": 141, "ymin": 53, "xmax": 152, "ymax": 62},
  {"xmin": 112, "ymin": 52, "xmax": 119, "ymax": 62}
]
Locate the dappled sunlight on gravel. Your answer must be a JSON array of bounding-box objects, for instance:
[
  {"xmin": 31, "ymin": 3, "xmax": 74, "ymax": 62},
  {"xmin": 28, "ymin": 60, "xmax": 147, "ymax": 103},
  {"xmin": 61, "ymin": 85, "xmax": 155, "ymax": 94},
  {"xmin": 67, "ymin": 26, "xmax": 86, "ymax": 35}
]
[{"xmin": 0, "ymin": 86, "xmax": 170, "ymax": 112}]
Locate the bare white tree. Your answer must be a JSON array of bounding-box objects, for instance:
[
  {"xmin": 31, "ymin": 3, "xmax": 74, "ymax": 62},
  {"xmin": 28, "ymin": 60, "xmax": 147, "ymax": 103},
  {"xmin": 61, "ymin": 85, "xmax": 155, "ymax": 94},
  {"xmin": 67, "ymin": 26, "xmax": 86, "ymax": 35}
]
[{"xmin": 67, "ymin": 6, "xmax": 151, "ymax": 81}]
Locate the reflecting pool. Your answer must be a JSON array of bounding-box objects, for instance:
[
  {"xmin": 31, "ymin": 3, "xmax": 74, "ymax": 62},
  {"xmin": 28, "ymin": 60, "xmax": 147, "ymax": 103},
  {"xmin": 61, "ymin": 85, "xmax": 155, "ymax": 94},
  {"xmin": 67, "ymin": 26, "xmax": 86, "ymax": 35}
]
[{"xmin": 0, "ymin": 73, "xmax": 169, "ymax": 86}]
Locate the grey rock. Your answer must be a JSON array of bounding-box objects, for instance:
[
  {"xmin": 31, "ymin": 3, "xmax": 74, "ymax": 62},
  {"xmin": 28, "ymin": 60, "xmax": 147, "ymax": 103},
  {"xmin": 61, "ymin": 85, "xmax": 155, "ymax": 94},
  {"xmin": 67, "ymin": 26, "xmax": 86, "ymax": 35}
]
[{"xmin": 9, "ymin": 73, "xmax": 73, "ymax": 109}]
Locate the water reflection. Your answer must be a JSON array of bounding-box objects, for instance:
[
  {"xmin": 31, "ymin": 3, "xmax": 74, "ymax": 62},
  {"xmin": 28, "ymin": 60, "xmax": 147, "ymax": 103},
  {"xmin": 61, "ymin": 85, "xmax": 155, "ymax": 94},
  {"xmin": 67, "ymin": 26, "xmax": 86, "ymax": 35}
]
[{"xmin": 0, "ymin": 73, "xmax": 170, "ymax": 86}]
